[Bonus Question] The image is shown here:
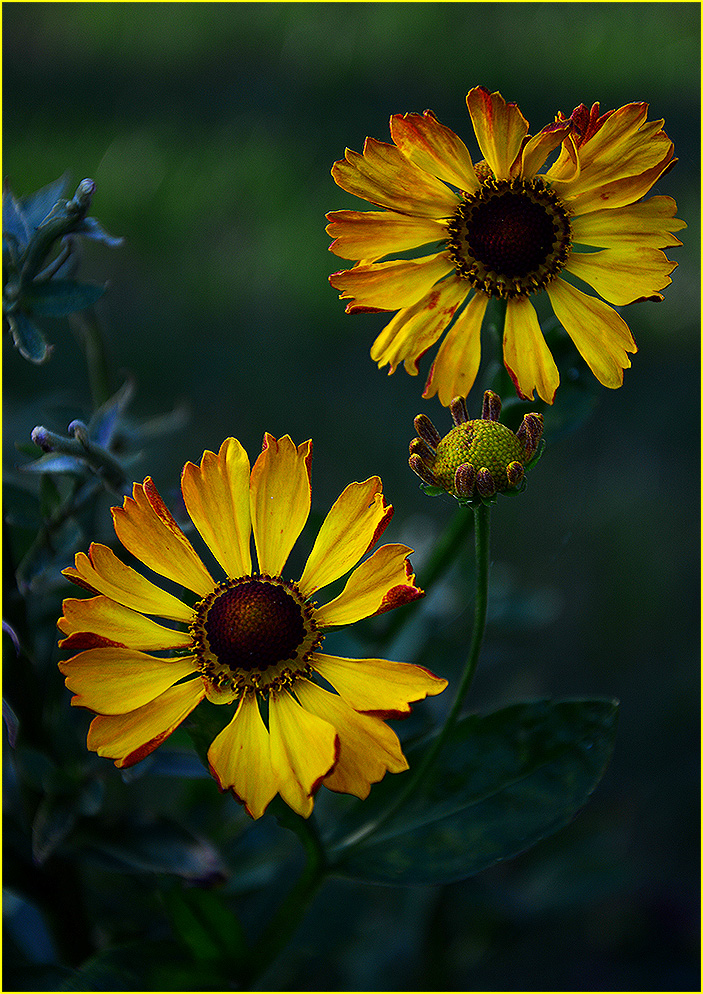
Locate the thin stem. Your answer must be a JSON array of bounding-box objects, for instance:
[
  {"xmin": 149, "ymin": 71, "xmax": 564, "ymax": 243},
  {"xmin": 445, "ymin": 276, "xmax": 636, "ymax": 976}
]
[
  {"xmin": 377, "ymin": 503, "xmax": 473, "ymax": 650},
  {"xmin": 70, "ymin": 308, "xmax": 113, "ymax": 409},
  {"xmin": 332, "ymin": 501, "xmax": 491, "ymax": 855},
  {"xmin": 241, "ymin": 812, "xmax": 328, "ymax": 989}
]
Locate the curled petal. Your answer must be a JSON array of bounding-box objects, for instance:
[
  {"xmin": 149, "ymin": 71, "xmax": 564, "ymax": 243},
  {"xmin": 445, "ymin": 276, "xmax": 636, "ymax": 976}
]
[
  {"xmin": 58, "ymin": 596, "xmax": 192, "ymax": 651},
  {"xmin": 466, "ymin": 86, "xmax": 530, "ymax": 180},
  {"xmin": 312, "ymin": 653, "xmax": 447, "ymax": 717},
  {"xmin": 389, "ymin": 109, "xmax": 479, "ymax": 192},
  {"xmin": 547, "ymin": 277, "xmax": 637, "ymax": 389},
  {"xmin": 59, "ymin": 647, "xmax": 198, "ymax": 714},
  {"xmin": 330, "ymin": 252, "xmax": 454, "ymax": 314},
  {"xmin": 299, "ymin": 478, "xmax": 392, "ymax": 598},
  {"xmin": 112, "ymin": 479, "xmax": 213, "ymax": 598},
  {"xmin": 503, "ymin": 296, "xmax": 560, "ymax": 404},
  {"xmin": 423, "ymin": 291, "xmax": 489, "ymax": 405},
  {"xmin": 208, "ymin": 693, "xmax": 278, "ymax": 820},
  {"xmin": 87, "ymin": 678, "xmax": 205, "ymax": 768},
  {"xmin": 62, "ymin": 543, "xmax": 193, "ymax": 623},
  {"xmin": 294, "ymin": 680, "xmax": 408, "ymax": 799},
  {"xmin": 326, "ymin": 209, "xmax": 447, "ymax": 262},
  {"xmin": 268, "ymin": 689, "xmax": 338, "ymax": 819},
  {"xmin": 331, "ymin": 137, "xmax": 460, "ymax": 218},
  {"xmin": 565, "ymin": 246, "xmax": 677, "ymax": 305},
  {"xmin": 314, "ymin": 545, "xmax": 423, "ymax": 628}
]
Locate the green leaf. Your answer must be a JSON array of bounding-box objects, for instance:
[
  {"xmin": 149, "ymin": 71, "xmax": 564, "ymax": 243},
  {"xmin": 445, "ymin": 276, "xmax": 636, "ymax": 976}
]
[
  {"xmin": 24, "ymin": 279, "xmax": 106, "ymax": 316},
  {"xmin": 328, "ymin": 698, "xmax": 618, "ymax": 885},
  {"xmin": 7, "ymin": 310, "xmax": 51, "ymax": 363},
  {"xmin": 162, "ymin": 885, "xmax": 246, "ymax": 965}
]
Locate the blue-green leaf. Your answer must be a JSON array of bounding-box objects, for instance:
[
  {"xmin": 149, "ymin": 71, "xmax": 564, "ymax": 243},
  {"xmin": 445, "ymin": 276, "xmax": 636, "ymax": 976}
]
[
  {"xmin": 24, "ymin": 279, "xmax": 106, "ymax": 316},
  {"xmin": 7, "ymin": 311, "xmax": 51, "ymax": 363},
  {"xmin": 328, "ymin": 698, "xmax": 618, "ymax": 885}
]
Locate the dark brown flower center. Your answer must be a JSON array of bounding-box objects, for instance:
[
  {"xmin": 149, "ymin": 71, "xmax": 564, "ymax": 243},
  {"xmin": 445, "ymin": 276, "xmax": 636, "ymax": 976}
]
[
  {"xmin": 204, "ymin": 579, "xmax": 306, "ymax": 672},
  {"xmin": 191, "ymin": 575, "xmax": 323, "ymax": 697},
  {"xmin": 446, "ymin": 176, "xmax": 572, "ymax": 299}
]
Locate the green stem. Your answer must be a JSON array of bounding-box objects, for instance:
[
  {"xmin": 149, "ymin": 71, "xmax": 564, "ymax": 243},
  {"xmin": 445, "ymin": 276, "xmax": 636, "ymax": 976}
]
[
  {"xmin": 332, "ymin": 501, "xmax": 491, "ymax": 854},
  {"xmin": 70, "ymin": 308, "xmax": 113, "ymax": 409},
  {"xmin": 242, "ymin": 812, "xmax": 328, "ymax": 988},
  {"xmin": 378, "ymin": 503, "xmax": 474, "ymax": 650}
]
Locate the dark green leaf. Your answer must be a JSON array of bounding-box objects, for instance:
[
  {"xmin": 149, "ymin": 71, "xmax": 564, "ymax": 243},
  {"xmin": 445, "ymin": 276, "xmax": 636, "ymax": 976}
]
[
  {"xmin": 24, "ymin": 279, "xmax": 106, "ymax": 316},
  {"xmin": 329, "ymin": 698, "xmax": 618, "ymax": 885},
  {"xmin": 76, "ymin": 216, "xmax": 124, "ymax": 248},
  {"xmin": 19, "ymin": 172, "xmax": 71, "ymax": 230},
  {"xmin": 162, "ymin": 885, "xmax": 246, "ymax": 965},
  {"xmin": 3, "ymin": 185, "xmax": 31, "ymax": 252},
  {"xmin": 7, "ymin": 310, "xmax": 51, "ymax": 363},
  {"xmin": 32, "ymin": 794, "xmax": 78, "ymax": 865}
]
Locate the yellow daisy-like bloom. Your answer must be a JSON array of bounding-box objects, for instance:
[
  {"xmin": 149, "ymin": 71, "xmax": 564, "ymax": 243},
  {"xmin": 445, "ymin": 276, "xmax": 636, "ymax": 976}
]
[
  {"xmin": 58, "ymin": 434, "xmax": 447, "ymax": 820},
  {"xmin": 327, "ymin": 86, "xmax": 685, "ymax": 405}
]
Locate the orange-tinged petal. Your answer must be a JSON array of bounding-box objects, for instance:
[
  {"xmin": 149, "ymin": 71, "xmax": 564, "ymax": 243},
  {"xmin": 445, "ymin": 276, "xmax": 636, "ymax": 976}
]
[
  {"xmin": 370, "ymin": 274, "xmax": 468, "ymax": 376},
  {"xmin": 62, "ymin": 543, "xmax": 193, "ymax": 623},
  {"xmin": 571, "ymin": 197, "xmax": 686, "ymax": 249},
  {"xmin": 312, "ymin": 653, "xmax": 447, "ymax": 717},
  {"xmin": 466, "ymin": 86, "xmax": 529, "ymax": 180},
  {"xmin": 332, "ymin": 137, "xmax": 460, "ymax": 218},
  {"xmin": 547, "ymin": 277, "xmax": 637, "ymax": 389},
  {"xmin": 181, "ymin": 437, "xmax": 252, "ymax": 580},
  {"xmin": 503, "ymin": 296, "xmax": 560, "ymax": 404},
  {"xmin": 314, "ymin": 544, "xmax": 423, "ymax": 628},
  {"xmin": 519, "ymin": 120, "xmax": 572, "ymax": 179},
  {"xmin": 423, "ymin": 290, "xmax": 489, "ymax": 405},
  {"xmin": 208, "ymin": 693, "xmax": 279, "ymax": 820},
  {"xmin": 330, "ymin": 252, "xmax": 454, "ymax": 314},
  {"xmin": 87, "ymin": 678, "xmax": 205, "ymax": 768},
  {"xmin": 59, "ymin": 647, "xmax": 198, "ymax": 714},
  {"xmin": 268, "ymin": 689, "xmax": 338, "ymax": 819},
  {"xmin": 566, "ymin": 246, "xmax": 677, "ymax": 305},
  {"xmin": 294, "ymin": 679, "xmax": 408, "ymax": 799},
  {"xmin": 389, "ymin": 110, "xmax": 479, "ymax": 192},
  {"xmin": 112, "ymin": 479, "xmax": 214, "ymax": 598},
  {"xmin": 58, "ymin": 596, "xmax": 192, "ymax": 651},
  {"xmin": 250, "ymin": 434, "xmax": 312, "ymax": 576},
  {"xmin": 298, "ymin": 478, "xmax": 392, "ymax": 598},
  {"xmin": 326, "ymin": 209, "xmax": 447, "ymax": 262}
]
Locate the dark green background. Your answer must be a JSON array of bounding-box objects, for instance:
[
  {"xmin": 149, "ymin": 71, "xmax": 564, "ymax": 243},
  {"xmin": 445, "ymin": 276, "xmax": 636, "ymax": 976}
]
[{"xmin": 4, "ymin": 3, "xmax": 700, "ymax": 990}]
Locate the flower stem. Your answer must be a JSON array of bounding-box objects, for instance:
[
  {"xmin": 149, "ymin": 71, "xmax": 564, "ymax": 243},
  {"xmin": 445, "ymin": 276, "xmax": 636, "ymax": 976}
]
[
  {"xmin": 241, "ymin": 811, "xmax": 328, "ymax": 988},
  {"xmin": 332, "ymin": 501, "xmax": 491, "ymax": 854},
  {"xmin": 70, "ymin": 308, "xmax": 113, "ymax": 409}
]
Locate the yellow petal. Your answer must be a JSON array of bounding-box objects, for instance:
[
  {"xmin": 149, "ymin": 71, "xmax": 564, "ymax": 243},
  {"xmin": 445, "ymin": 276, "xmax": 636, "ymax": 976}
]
[
  {"xmin": 87, "ymin": 678, "xmax": 205, "ymax": 768},
  {"xmin": 466, "ymin": 86, "xmax": 529, "ymax": 180},
  {"xmin": 547, "ymin": 277, "xmax": 637, "ymax": 389},
  {"xmin": 208, "ymin": 693, "xmax": 278, "ymax": 820},
  {"xmin": 312, "ymin": 654, "xmax": 447, "ymax": 716},
  {"xmin": 298, "ymin": 478, "xmax": 392, "ymax": 598},
  {"xmin": 268, "ymin": 689, "xmax": 338, "ymax": 818},
  {"xmin": 566, "ymin": 247, "xmax": 677, "ymax": 305},
  {"xmin": 181, "ymin": 437, "xmax": 252, "ymax": 580},
  {"xmin": 503, "ymin": 296, "xmax": 560, "ymax": 404},
  {"xmin": 326, "ymin": 209, "xmax": 447, "ymax": 263},
  {"xmin": 58, "ymin": 595, "xmax": 192, "ymax": 651},
  {"xmin": 422, "ymin": 290, "xmax": 488, "ymax": 405},
  {"xmin": 332, "ymin": 136, "xmax": 460, "ymax": 218},
  {"xmin": 571, "ymin": 196, "xmax": 686, "ymax": 249},
  {"xmin": 294, "ymin": 680, "xmax": 408, "ymax": 800},
  {"xmin": 58, "ymin": 647, "xmax": 198, "ymax": 714},
  {"xmin": 389, "ymin": 110, "xmax": 479, "ymax": 192},
  {"xmin": 369, "ymin": 274, "xmax": 468, "ymax": 376},
  {"xmin": 519, "ymin": 120, "xmax": 572, "ymax": 179},
  {"xmin": 314, "ymin": 544, "xmax": 423, "ymax": 628},
  {"xmin": 250, "ymin": 434, "xmax": 312, "ymax": 576},
  {"xmin": 330, "ymin": 252, "xmax": 454, "ymax": 314},
  {"xmin": 112, "ymin": 479, "xmax": 213, "ymax": 598},
  {"xmin": 62, "ymin": 543, "xmax": 194, "ymax": 623}
]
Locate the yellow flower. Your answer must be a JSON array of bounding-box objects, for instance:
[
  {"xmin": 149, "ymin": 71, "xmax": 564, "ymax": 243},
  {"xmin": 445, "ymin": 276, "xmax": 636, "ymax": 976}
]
[
  {"xmin": 58, "ymin": 434, "xmax": 446, "ymax": 820},
  {"xmin": 327, "ymin": 86, "xmax": 685, "ymax": 405}
]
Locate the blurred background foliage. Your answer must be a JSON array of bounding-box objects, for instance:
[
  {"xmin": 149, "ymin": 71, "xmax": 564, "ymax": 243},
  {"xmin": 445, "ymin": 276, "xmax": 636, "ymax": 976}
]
[{"xmin": 3, "ymin": 2, "xmax": 700, "ymax": 990}]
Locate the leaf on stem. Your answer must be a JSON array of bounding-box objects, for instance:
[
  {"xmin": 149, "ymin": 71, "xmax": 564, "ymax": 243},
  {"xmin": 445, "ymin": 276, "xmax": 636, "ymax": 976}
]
[{"xmin": 328, "ymin": 697, "xmax": 618, "ymax": 885}]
